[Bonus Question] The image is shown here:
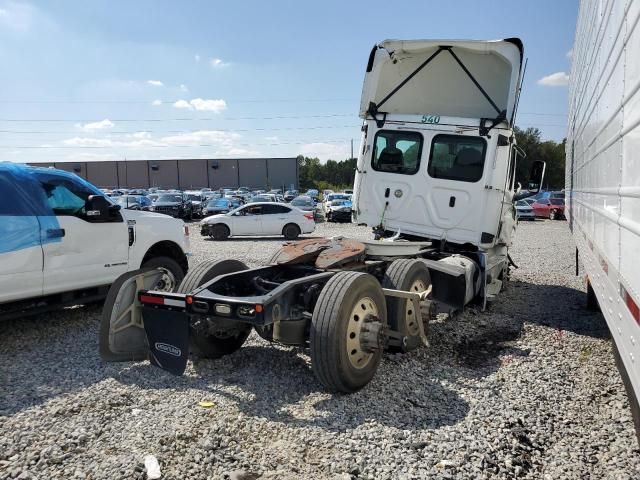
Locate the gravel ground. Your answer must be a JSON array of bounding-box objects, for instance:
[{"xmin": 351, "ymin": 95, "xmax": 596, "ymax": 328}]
[{"xmin": 2, "ymin": 219, "xmax": 640, "ymax": 479}]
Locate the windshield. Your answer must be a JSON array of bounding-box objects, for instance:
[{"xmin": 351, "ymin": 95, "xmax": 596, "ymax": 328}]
[
  {"xmin": 157, "ymin": 194, "xmax": 182, "ymax": 202},
  {"xmin": 331, "ymin": 200, "xmax": 349, "ymax": 206},
  {"xmin": 187, "ymin": 194, "xmax": 201, "ymax": 201},
  {"xmin": 515, "ymin": 200, "xmax": 529, "ymax": 207},
  {"xmin": 209, "ymin": 199, "xmax": 229, "ymax": 207},
  {"xmin": 550, "ymin": 199, "xmax": 564, "ymax": 205},
  {"xmin": 291, "ymin": 198, "xmax": 312, "ymax": 206}
]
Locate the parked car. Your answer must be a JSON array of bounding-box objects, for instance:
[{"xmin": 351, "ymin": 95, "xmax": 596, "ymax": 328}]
[
  {"xmin": 114, "ymin": 195, "xmax": 152, "ymax": 211},
  {"xmin": 515, "ymin": 200, "xmax": 535, "ymax": 220},
  {"xmin": 200, "ymin": 202, "xmax": 315, "ymax": 240},
  {"xmin": 306, "ymin": 189, "xmax": 319, "ymax": 200},
  {"xmin": 185, "ymin": 192, "xmax": 207, "ymax": 217},
  {"xmin": 150, "ymin": 193, "xmax": 194, "ymax": 219},
  {"xmin": 204, "ymin": 198, "xmax": 241, "ymax": 216},
  {"xmin": 284, "ymin": 190, "xmax": 299, "ymax": 202},
  {"xmin": 521, "ymin": 197, "xmax": 536, "ymax": 206},
  {"xmin": 0, "ymin": 163, "xmax": 190, "ymax": 318},
  {"xmin": 249, "ymin": 194, "xmax": 278, "ymax": 203},
  {"xmin": 291, "ymin": 195, "xmax": 323, "ymax": 222},
  {"xmin": 326, "ymin": 198, "xmax": 353, "ymax": 222},
  {"xmin": 532, "ymin": 198, "xmax": 565, "ymax": 220},
  {"xmin": 323, "ymin": 193, "xmax": 351, "ymax": 214}
]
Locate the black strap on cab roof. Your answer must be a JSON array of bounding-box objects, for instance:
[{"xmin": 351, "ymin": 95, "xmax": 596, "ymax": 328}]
[{"xmin": 366, "ymin": 45, "xmax": 507, "ymax": 135}]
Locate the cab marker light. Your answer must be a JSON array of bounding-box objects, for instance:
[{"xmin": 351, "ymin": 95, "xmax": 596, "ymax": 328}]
[{"xmin": 255, "ymin": 304, "xmax": 264, "ymax": 313}]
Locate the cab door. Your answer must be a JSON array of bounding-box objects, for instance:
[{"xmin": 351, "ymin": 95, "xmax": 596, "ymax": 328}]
[
  {"xmin": 34, "ymin": 171, "xmax": 130, "ymax": 295},
  {"xmin": 0, "ymin": 171, "xmax": 44, "ymax": 303}
]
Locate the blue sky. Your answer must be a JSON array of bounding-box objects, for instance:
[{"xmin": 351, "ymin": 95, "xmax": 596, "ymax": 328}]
[{"xmin": 0, "ymin": 0, "xmax": 577, "ymax": 163}]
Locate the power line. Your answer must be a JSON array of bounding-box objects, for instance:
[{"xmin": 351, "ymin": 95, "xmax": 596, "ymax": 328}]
[
  {"xmin": 0, "ymin": 139, "xmax": 353, "ymax": 149},
  {"xmin": 0, "ymin": 98, "xmax": 354, "ymax": 105},
  {"xmin": 0, "ymin": 113, "xmax": 356, "ymax": 123},
  {"xmin": 0, "ymin": 125, "xmax": 360, "ymax": 135}
]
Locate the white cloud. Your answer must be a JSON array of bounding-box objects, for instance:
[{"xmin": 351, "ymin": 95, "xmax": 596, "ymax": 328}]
[
  {"xmin": 264, "ymin": 136, "xmax": 279, "ymax": 142},
  {"xmin": 226, "ymin": 147, "xmax": 260, "ymax": 156},
  {"xmin": 210, "ymin": 58, "xmax": 228, "ymax": 68},
  {"xmin": 172, "ymin": 98, "xmax": 227, "ymax": 112},
  {"xmin": 194, "ymin": 54, "xmax": 201, "ymax": 62},
  {"xmin": 151, "ymin": 99, "xmax": 162, "ymax": 106},
  {"xmin": 75, "ymin": 119, "xmax": 114, "ymax": 132},
  {"xmin": 537, "ymin": 72, "xmax": 569, "ymax": 87},
  {"xmin": 300, "ymin": 142, "xmax": 351, "ymax": 162},
  {"xmin": 147, "ymin": 80, "xmax": 164, "ymax": 87},
  {"xmin": 63, "ymin": 137, "xmax": 114, "ymax": 147},
  {"xmin": 566, "ymin": 49, "xmax": 573, "ymax": 59},
  {"xmin": 173, "ymin": 99, "xmax": 192, "ymax": 110},
  {"xmin": 179, "ymin": 84, "xmax": 189, "ymax": 92},
  {"xmin": 0, "ymin": 1, "xmax": 37, "ymax": 32},
  {"xmin": 131, "ymin": 131, "xmax": 151, "ymax": 139},
  {"xmin": 161, "ymin": 130, "xmax": 240, "ymax": 146}
]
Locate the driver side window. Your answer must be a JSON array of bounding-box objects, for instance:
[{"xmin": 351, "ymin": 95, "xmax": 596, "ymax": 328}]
[{"xmin": 36, "ymin": 175, "xmax": 93, "ymax": 217}]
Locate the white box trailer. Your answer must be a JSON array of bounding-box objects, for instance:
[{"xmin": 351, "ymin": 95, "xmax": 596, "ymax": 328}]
[{"xmin": 567, "ymin": 0, "xmax": 640, "ymax": 437}]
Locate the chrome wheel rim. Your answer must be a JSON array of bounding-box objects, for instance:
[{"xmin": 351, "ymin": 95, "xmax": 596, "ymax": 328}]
[
  {"xmin": 153, "ymin": 268, "xmax": 176, "ymax": 292},
  {"xmin": 346, "ymin": 296, "xmax": 377, "ymax": 369}
]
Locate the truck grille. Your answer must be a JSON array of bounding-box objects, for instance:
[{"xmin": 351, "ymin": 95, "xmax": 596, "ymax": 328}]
[{"xmin": 155, "ymin": 206, "xmax": 179, "ymax": 215}]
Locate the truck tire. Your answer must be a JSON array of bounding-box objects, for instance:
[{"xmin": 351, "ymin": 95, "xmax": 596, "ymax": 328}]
[
  {"xmin": 177, "ymin": 259, "xmax": 252, "ymax": 358},
  {"xmin": 612, "ymin": 339, "xmax": 640, "ymax": 444},
  {"xmin": 211, "ymin": 224, "xmax": 230, "ymax": 240},
  {"xmin": 141, "ymin": 256, "xmax": 185, "ymax": 292},
  {"xmin": 310, "ymin": 271, "xmax": 386, "ymax": 393},
  {"xmin": 382, "ymin": 259, "xmax": 431, "ymax": 351},
  {"xmin": 283, "ymin": 223, "xmax": 301, "ymax": 240}
]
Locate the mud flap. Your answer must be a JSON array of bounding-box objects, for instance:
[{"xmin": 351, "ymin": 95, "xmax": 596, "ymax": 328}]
[{"xmin": 142, "ymin": 307, "xmax": 190, "ymax": 375}]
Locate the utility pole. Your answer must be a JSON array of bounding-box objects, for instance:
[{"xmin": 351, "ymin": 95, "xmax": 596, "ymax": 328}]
[{"xmin": 350, "ymin": 139, "xmax": 354, "ymax": 160}]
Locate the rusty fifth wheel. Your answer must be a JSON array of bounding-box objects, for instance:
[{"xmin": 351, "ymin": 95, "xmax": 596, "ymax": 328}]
[
  {"xmin": 178, "ymin": 259, "xmax": 253, "ymax": 358},
  {"xmin": 310, "ymin": 271, "xmax": 387, "ymax": 393}
]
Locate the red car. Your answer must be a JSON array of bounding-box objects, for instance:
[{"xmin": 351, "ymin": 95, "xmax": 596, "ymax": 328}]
[{"xmin": 532, "ymin": 198, "xmax": 565, "ymax": 220}]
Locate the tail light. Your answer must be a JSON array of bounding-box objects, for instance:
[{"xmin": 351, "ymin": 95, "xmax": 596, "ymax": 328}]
[{"xmin": 303, "ymin": 213, "xmax": 314, "ymax": 220}]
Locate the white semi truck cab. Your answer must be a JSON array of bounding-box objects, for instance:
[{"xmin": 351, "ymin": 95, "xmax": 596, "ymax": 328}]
[
  {"xmin": 0, "ymin": 163, "xmax": 190, "ymax": 320},
  {"xmin": 353, "ymin": 38, "xmax": 544, "ymax": 303}
]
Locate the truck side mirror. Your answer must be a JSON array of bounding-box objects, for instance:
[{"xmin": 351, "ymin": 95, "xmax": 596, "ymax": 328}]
[
  {"xmin": 86, "ymin": 195, "xmax": 121, "ymax": 221},
  {"xmin": 527, "ymin": 160, "xmax": 546, "ymax": 194}
]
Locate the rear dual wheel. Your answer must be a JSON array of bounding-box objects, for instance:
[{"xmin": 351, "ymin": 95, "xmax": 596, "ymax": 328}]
[
  {"xmin": 382, "ymin": 259, "xmax": 431, "ymax": 352},
  {"xmin": 177, "ymin": 259, "xmax": 252, "ymax": 358},
  {"xmin": 310, "ymin": 272, "xmax": 387, "ymax": 393}
]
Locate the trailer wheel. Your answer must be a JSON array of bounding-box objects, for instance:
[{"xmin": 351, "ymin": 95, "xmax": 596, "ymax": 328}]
[
  {"xmin": 211, "ymin": 224, "xmax": 230, "ymax": 240},
  {"xmin": 382, "ymin": 259, "xmax": 431, "ymax": 351},
  {"xmin": 310, "ymin": 271, "xmax": 386, "ymax": 393},
  {"xmin": 177, "ymin": 259, "xmax": 252, "ymax": 358},
  {"xmin": 283, "ymin": 223, "xmax": 301, "ymax": 240}
]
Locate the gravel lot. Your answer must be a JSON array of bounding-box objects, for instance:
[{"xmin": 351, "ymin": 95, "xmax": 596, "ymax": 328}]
[{"xmin": 2, "ymin": 219, "xmax": 640, "ymax": 479}]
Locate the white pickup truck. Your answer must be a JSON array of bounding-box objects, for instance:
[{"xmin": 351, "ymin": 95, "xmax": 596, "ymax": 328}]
[{"xmin": 0, "ymin": 163, "xmax": 190, "ymax": 320}]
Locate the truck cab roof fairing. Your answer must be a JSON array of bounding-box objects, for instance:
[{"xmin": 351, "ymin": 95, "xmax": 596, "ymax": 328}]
[{"xmin": 360, "ymin": 39, "xmax": 523, "ymax": 123}]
